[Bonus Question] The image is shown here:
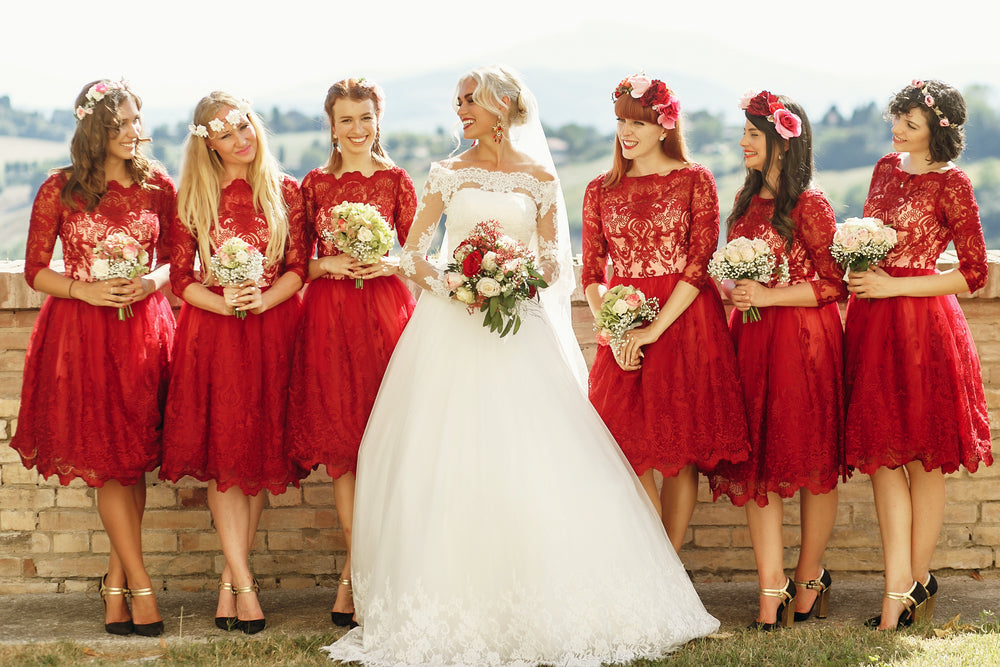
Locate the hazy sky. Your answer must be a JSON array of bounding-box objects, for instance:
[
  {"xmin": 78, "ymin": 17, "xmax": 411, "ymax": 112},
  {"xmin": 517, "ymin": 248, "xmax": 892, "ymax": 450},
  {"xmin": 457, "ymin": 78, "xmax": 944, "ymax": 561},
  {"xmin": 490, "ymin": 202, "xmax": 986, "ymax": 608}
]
[{"xmin": 4, "ymin": 0, "xmax": 998, "ymax": 128}]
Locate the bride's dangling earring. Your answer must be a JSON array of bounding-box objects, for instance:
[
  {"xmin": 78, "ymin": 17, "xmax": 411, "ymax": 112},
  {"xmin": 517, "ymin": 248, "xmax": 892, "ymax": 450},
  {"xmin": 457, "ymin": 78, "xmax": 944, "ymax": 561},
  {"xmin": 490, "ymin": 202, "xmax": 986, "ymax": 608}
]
[{"xmin": 492, "ymin": 117, "xmax": 505, "ymax": 143}]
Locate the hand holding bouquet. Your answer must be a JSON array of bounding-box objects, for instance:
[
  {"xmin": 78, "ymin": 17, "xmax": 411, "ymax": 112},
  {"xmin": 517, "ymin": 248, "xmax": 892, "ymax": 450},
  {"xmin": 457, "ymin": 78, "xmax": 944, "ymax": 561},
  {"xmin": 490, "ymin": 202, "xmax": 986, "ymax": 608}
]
[
  {"xmin": 210, "ymin": 237, "xmax": 265, "ymax": 319},
  {"xmin": 594, "ymin": 285, "xmax": 660, "ymax": 353},
  {"xmin": 708, "ymin": 237, "xmax": 781, "ymax": 323},
  {"xmin": 444, "ymin": 220, "xmax": 548, "ymax": 338},
  {"xmin": 830, "ymin": 217, "xmax": 897, "ymax": 272},
  {"xmin": 320, "ymin": 202, "xmax": 394, "ymax": 288},
  {"xmin": 91, "ymin": 232, "xmax": 150, "ymax": 320}
]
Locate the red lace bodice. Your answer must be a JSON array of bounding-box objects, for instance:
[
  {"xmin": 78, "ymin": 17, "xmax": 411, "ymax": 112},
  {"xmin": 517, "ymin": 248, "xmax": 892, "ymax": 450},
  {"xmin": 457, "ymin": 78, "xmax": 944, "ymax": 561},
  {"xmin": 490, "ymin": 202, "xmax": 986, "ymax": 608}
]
[
  {"xmin": 864, "ymin": 153, "xmax": 987, "ymax": 291},
  {"xmin": 170, "ymin": 176, "xmax": 308, "ymax": 296},
  {"xmin": 728, "ymin": 190, "xmax": 847, "ymax": 306},
  {"xmin": 24, "ymin": 171, "xmax": 176, "ymax": 288},
  {"xmin": 301, "ymin": 166, "xmax": 417, "ymax": 260},
  {"xmin": 581, "ymin": 165, "xmax": 720, "ymax": 289}
]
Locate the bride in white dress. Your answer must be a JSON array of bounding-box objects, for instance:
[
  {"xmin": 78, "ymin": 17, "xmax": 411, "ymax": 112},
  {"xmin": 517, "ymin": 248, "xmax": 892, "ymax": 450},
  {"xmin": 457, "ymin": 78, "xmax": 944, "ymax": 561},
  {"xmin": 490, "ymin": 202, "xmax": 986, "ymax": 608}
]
[{"xmin": 322, "ymin": 65, "xmax": 719, "ymax": 667}]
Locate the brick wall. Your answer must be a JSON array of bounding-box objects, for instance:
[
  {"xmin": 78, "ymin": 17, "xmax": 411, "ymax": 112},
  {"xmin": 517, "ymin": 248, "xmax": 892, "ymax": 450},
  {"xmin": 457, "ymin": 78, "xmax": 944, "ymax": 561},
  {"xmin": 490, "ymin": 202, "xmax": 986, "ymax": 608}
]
[{"xmin": 1, "ymin": 258, "xmax": 998, "ymax": 593}]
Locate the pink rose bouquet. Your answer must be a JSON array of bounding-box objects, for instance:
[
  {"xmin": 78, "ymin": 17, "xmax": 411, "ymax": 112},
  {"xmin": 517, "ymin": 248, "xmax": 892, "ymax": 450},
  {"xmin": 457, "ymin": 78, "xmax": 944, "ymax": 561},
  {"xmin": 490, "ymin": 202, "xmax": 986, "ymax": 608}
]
[
  {"xmin": 830, "ymin": 217, "xmax": 897, "ymax": 272},
  {"xmin": 594, "ymin": 285, "xmax": 661, "ymax": 353},
  {"xmin": 319, "ymin": 201, "xmax": 394, "ymax": 289},
  {"xmin": 91, "ymin": 232, "xmax": 150, "ymax": 320},
  {"xmin": 210, "ymin": 236, "xmax": 265, "ymax": 319},
  {"xmin": 444, "ymin": 220, "xmax": 547, "ymax": 338}
]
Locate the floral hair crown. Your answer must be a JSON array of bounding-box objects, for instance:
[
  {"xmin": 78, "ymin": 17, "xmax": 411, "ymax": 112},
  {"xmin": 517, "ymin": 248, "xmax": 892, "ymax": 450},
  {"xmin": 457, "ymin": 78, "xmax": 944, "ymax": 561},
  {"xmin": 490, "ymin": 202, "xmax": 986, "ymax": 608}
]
[
  {"xmin": 739, "ymin": 90, "xmax": 802, "ymax": 140},
  {"xmin": 911, "ymin": 80, "xmax": 952, "ymax": 127},
  {"xmin": 75, "ymin": 79, "xmax": 128, "ymax": 121},
  {"xmin": 612, "ymin": 74, "xmax": 681, "ymax": 130},
  {"xmin": 189, "ymin": 99, "xmax": 253, "ymax": 138}
]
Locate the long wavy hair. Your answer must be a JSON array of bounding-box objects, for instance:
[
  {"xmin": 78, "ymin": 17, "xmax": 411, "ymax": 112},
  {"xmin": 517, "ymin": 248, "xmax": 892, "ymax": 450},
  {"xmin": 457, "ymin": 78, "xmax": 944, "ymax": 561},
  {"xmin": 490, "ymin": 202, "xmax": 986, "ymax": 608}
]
[
  {"xmin": 727, "ymin": 96, "xmax": 813, "ymax": 248},
  {"xmin": 324, "ymin": 78, "xmax": 395, "ymax": 173},
  {"xmin": 58, "ymin": 79, "xmax": 156, "ymax": 211},
  {"xmin": 176, "ymin": 91, "xmax": 289, "ymax": 283},
  {"xmin": 603, "ymin": 92, "xmax": 689, "ymax": 189}
]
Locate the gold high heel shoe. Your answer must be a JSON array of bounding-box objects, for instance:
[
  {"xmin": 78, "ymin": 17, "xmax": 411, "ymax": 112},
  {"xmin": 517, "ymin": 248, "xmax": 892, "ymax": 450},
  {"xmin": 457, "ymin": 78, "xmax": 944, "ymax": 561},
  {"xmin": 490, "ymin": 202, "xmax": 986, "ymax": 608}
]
[
  {"xmin": 331, "ymin": 577, "xmax": 358, "ymax": 628},
  {"xmin": 100, "ymin": 574, "xmax": 133, "ymax": 636},
  {"xmin": 864, "ymin": 580, "xmax": 928, "ymax": 629},
  {"xmin": 127, "ymin": 586, "xmax": 164, "ymax": 636},
  {"xmin": 216, "ymin": 581, "xmax": 238, "ymax": 631},
  {"xmin": 749, "ymin": 578, "xmax": 796, "ymax": 631},
  {"xmin": 234, "ymin": 579, "xmax": 266, "ymax": 635},
  {"xmin": 794, "ymin": 569, "xmax": 832, "ymax": 621}
]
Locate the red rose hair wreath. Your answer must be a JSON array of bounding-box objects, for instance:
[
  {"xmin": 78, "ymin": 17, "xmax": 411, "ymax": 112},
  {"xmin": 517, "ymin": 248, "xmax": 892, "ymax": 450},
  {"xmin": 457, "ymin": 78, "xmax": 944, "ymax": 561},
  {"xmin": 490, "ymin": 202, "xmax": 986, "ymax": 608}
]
[
  {"xmin": 613, "ymin": 74, "xmax": 681, "ymax": 130},
  {"xmin": 739, "ymin": 90, "xmax": 802, "ymax": 140}
]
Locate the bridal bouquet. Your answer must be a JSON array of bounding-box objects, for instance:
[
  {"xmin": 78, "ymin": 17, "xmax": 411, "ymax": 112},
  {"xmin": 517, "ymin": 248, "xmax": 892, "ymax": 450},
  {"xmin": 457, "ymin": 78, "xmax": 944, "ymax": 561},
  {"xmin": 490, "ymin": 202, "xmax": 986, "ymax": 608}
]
[
  {"xmin": 91, "ymin": 232, "xmax": 150, "ymax": 320},
  {"xmin": 830, "ymin": 217, "xmax": 897, "ymax": 272},
  {"xmin": 210, "ymin": 236, "xmax": 265, "ymax": 319},
  {"xmin": 444, "ymin": 220, "xmax": 548, "ymax": 338},
  {"xmin": 594, "ymin": 285, "xmax": 660, "ymax": 353},
  {"xmin": 708, "ymin": 236, "xmax": 787, "ymax": 323},
  {"xmin": 320, "ymin": 202, "xmax": 394, "ymax": 288}
]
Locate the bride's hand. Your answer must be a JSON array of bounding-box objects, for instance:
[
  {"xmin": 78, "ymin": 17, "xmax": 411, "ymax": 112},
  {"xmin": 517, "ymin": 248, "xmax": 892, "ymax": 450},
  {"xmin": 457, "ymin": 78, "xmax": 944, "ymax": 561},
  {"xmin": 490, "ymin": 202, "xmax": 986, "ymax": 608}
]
[
  {"xmin": 354, "ymin": 256, "xmax": 398, "ymax": 280},
  {"xmin": 612, "ymin": 344, "xmax": 641, "ymax": 372}
]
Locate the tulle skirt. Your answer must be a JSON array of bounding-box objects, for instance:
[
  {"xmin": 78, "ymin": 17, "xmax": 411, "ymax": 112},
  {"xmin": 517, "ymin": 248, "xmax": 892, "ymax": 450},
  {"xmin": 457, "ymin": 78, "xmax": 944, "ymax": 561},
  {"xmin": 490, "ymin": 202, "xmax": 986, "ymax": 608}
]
[
  {"xmin": 587, "ymin": 274, "xmax": 750, "ymax": 477},
  {"xmin": 11, "ymin": 294, "xmax": 174, "ymax": 487},
  {"xmin": 709, "ymin": 302, "xmax": 846, "ymax": 507},
  {"xmin": 322, "ymin": 293, "xmax": 719, "ymax": 667},
  {"xmin": 844, "ymin": 267, "xmax": 992, "ymax": 474},
  {"xmin": 285, "ymin": 275, "xmax": 415, "ymax": 478},
  {"xmin": 160, "ymin": 293, "xmax": 305, "ymax": 495}
]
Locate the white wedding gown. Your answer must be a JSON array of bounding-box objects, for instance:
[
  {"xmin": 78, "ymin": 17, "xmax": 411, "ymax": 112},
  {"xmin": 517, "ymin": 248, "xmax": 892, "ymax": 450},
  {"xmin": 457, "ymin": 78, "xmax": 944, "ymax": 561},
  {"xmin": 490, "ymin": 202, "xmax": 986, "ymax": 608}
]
[{"xmin": 322, "ymin": 165, "xmax": 719, "ymax": 667}]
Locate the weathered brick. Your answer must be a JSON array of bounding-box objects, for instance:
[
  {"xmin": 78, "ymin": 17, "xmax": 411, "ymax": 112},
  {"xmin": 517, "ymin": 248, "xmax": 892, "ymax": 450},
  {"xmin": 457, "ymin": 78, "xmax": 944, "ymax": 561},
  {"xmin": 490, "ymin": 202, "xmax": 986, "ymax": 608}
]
[
  {"xmin": 177, "ymin": 532, "xmax": 221, "ymax": 553},
  {"xmin": 53, "ymin": 532, "xmax": 90, "ymax": 553},
  {"xmin": 145, "ymin": 553, "xmax": 213, "ymax": 576},
  {"xmin": 1, "ymin": 462, "xmax": 39, "ymax": 485},
  {"xmin": 145, "ymin": 484, "xmax": 176, "ymax": 509},
  {"xmin": 931, "ymin": 547, "xmax": 995, "ymax": 570},
  {"xmin": 177, "ymin": 487, "xmax": 208, "ymax": 508},
  {"xmin": 267, "ymin": 531, "xmax": 303, "ymax": 551},
  {"xmin": 142, "ymin": 532, "xmax": 179, "ymax": 553},
  {"xmin": 55, "ymin": 487, "xmax": 93, "ymax": 508},
  {"xmin": 252, "ymin": 553, "xmax": 336, "ymax": 576},
  {"xmin": 982, "ymin": 502, "xmax": 1000, "ymax": 523},
  {"xmin": 0, "ymin": 509, "xmax": 37, "ymax": 531},
  {"xmin": 692, "ymin": 527, "xmax": 731, "ymax": 548},
  {"xmin": 143, "ymin": 509, "xmax": 212, "ymax": 531},
  {"xmin": 302, "ymin": 483, "xmax": 335, "ymax": 506},
  {"xmin": 259, "ymin": 508, "xmax": 337, "ymax": 531},
  {"xmin": 0, "ymin": 557, "xmax": 22, "ymax": 577},
  {"xmin": 972, "ymin": 526, "xmax": 1000, "ymax": 546},
  {"xmin": 34, "ymin": 554, "xmax": 107, "ymax": 577},
  {"xmin": 268, "ymin": 488, "xmax": 302, "ymax": 508},
  {"xmin": 948, "ymin": 479, "xmax": 1000, "ymax": 502},
  {"xmin": 0, "ymin": 581, "xmax": 59, "ymax": 594},
  {"xmin": 37, "ymin": 510, "xmax": 102, "ymax": 531}
]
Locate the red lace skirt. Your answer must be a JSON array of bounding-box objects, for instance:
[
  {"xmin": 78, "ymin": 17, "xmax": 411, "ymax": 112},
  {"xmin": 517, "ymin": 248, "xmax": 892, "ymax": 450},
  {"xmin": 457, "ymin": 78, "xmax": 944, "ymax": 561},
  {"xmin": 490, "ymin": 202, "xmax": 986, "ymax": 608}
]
[
  {"xmin": 709, "ymin": 302, "xmax": 846, "ymax": 507},
  {"xmin": 160, "ymin": 292, "xmax": 305, "ymax": 495},
  {"xmin": 11, "ymin": 294, "xmax": 174, "ymax": 487},
  {"xmin": 285, "ymin": 275, "xmax": 415, "ymax": 478},
  {"xmin": 588, "ymin": 274, "xmax": 750, "ymax": 477},
  {"xmin": 844, "ymin": 267, "xmax": 992, "ymax": 474}
]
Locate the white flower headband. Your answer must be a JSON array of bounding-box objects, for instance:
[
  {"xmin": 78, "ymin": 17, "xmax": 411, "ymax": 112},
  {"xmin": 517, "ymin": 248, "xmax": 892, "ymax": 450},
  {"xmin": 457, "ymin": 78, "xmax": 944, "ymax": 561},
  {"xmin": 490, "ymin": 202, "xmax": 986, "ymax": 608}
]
[
  {"xmin": 189, "ymin": 100, "xmax": 253, "ymax": 138},
  {"xmin": 75, "ymin": 79, "xmax": 129, "ymax": 121}
]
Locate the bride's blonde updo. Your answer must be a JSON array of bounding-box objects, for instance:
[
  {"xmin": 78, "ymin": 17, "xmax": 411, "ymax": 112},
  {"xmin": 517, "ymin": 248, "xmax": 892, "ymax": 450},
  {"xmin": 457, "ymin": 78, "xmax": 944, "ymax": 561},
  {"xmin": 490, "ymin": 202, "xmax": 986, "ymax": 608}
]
[{"xmin": 454, "ymin": 65, "xmax": 533, "ymax": 129}]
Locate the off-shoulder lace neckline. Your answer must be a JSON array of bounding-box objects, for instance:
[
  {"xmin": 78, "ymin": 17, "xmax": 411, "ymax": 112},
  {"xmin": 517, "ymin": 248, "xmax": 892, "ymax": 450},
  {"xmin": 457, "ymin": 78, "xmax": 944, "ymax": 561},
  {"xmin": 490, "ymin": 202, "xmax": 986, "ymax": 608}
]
[
  {"xmin": 623, "ymin": 164, "xmax": 697, "ymax": 181},
  {"xmin": 434, "ymin": 163, "xmax": 556, "ymax": 185},
  {"xmin": 889, "ymin": 153, "xmax": 956, "ymax": 179}
]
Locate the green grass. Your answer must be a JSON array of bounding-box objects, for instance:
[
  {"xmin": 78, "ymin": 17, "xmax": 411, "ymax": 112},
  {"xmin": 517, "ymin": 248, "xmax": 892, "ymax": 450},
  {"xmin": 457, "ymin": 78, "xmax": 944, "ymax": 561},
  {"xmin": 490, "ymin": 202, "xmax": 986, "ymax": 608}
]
[{"xmin": 1, "ymin": 615, "xmax": 997, "ymax": 667}]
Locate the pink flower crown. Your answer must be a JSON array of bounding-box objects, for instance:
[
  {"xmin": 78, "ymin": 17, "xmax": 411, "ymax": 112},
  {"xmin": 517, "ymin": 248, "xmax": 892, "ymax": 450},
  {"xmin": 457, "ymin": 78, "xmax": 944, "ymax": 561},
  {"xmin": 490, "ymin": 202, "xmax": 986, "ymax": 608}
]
[
  {"xmin": 739, "ymin": 90, "xmax": 802, "ymax": 140},
  {"xmin": 613, "ymin": 74, "xmax": 681, "ymax": 130},
  {"xmin": 74, "ymin": 79, "xmax": 128, "ymax": 121},
  {"xmin": 911, "ymin": 80, "xmax": 952, "ymax": 128}
]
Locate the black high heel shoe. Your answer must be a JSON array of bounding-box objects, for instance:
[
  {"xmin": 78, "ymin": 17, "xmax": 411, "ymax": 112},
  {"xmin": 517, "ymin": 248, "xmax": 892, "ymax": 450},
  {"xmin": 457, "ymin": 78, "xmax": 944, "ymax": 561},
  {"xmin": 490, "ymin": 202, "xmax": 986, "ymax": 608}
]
[
  {"xmin": 215, "ymin": 581, "xmax": 238, "ymax": 631},
  {"xmin": 234, "ymin": 579, "xmax": 266, "ymax": 635},
  {"xmin": 331, "ymin": 578, "xmax": 358, "ymax": 628},
  {"xmin": 923, "ymin": 573, "xmax": 938, "ymax": 620},
  {"xmin": 793, "ymin": 569, "xmax": 832, "ymax": 622},
  {"xmin": 128, "ymin": 586, "xmax": 164, "ymax": 637},
  {"xmin": 100, "ymin": 574, "xmax": 133, "ymax": 636},
  {"xmin": 748, "ymin": 578, "xmax": 796, "ymax": 631},
  {"xmin": 864, "ymin": 580, "xmax": 928, "ymax": 629}
]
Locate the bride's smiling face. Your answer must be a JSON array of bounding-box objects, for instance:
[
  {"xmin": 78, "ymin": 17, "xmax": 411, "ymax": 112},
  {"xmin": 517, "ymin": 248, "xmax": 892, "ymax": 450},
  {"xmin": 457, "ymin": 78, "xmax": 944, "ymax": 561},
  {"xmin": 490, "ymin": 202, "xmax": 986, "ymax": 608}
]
[{"xmin": 455, "ymin": 79, "xmax": 496, "ymax": 142}]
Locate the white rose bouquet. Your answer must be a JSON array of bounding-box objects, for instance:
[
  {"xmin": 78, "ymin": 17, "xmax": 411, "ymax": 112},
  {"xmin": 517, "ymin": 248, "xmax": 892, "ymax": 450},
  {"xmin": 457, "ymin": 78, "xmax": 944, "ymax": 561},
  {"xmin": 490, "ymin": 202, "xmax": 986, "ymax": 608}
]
[
  {"xmin": 443, "ymin": 220, "xmax": 548, "ymax": 338},
  {"xmin": 593, "ymin": 285, "xmax": 661, "ymax": 353},
  {"xmin": 210, "ymin": 237, "xmax": 265, "ymax": 319},
  {"xmin": 91, "ymin": 232, "xmax": 151, "ymax": 320},
  {"xmin": 830, "ymin": 217, "xmax": 897, "ymax": 273},
  {"xmin": 708, "ymin": 236, "xmax": 783, "ymax": 323},
  {"xmin": 320, "ymin": 201, "xmax": 394, "ymax": 289}
]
